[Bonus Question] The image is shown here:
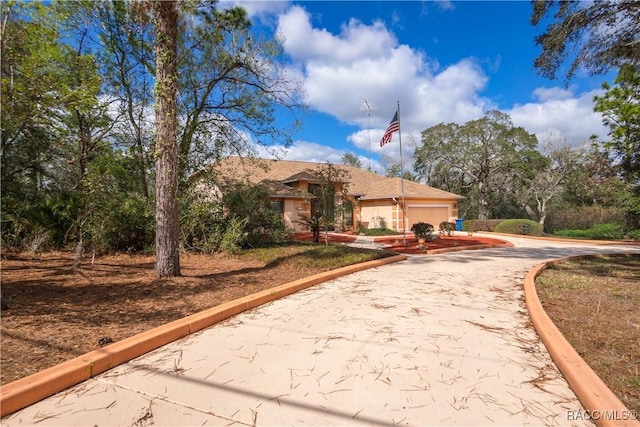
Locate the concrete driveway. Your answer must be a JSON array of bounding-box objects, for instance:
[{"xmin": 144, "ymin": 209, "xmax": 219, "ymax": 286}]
[{"xmin": 2, "ymin": 235, "xmax": 639, "ymax": 426}]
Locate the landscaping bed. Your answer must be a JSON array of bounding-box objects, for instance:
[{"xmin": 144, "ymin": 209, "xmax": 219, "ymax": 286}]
[{"xmin": 374, "ymin": 235, "xmax": 512, "ymax": 254}]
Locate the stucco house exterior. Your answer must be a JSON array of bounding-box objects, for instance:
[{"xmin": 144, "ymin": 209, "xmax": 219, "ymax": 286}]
[{"xmin": 207, "ymin": 156, "xmax": 464, "ymax": 233}]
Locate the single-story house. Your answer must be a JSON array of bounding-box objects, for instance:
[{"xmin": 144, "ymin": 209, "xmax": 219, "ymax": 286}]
[{"xmin": 205, "ymin": 157, "xmax": 464, "ymax": 233}]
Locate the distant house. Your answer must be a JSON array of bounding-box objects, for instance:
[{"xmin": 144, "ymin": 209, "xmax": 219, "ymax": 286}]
[{"xmin": 205, "ymin": 157, "xmax": 463, "ymax": 233}]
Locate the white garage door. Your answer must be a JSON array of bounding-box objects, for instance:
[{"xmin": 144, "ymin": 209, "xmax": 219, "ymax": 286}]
[{"xmin": 408, "ymin": 206, "xmax": 450, "ymax": 229}]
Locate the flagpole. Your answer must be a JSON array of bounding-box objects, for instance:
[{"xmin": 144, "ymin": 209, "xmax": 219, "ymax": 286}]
[
  {"xmin": 397, "ymin": 101, "xmax": 406, "ymax": 246},
  {"xmin": 364, "ymin": 98, "xmax": 371, "ymax": 171}
]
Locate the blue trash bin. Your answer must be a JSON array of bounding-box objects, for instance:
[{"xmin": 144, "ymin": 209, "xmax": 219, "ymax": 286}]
[{"xmin": 455, "ymin": 218, "xmax": 464, "ymax": 231}]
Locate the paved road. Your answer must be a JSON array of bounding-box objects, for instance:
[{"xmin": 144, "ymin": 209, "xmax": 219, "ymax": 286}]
[{"xmin": 3, "ymin": 235, "xmax": 638, "ymax": 426}]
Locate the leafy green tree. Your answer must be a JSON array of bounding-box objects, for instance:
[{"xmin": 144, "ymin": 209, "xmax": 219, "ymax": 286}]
[
  {"xmin": 593, "ymin": 64, "xmax": 640, "ymax": 183},
  {"xmin": 1, "ymin": 0, "xmax": 306, "ymax": 257},
  {"xmin": 414, "ymin": 111, "xmax": 538, "ymax": 220},
  {"xmin": 93, "ymin": 0, "xmax": 155, "ymax": 198},
  {"xmin": 52, "ymin": 2, "xmax": 124, "ymax": 261},
  {"xmin": 545, "ymin": 144, "xmax": 634, "ymax": 233},
  {"xmin": 380, "ymin": 154, "xmax": 416, "ymax": 181},
  {"xmin": 1, "ymin": 2, "xmax": 66, "ymax": 200},
  {"xmin": 298, "ymin": 163, "xmax": 350, "ymax": 243},
  {"xmin": 531, "ymin": 1, "xmax": 640, "ymax": 81},
  {"xmin": 88, "ymin": 0, "xmax": 305, "ymax": 184},
  {"xmin": 517, "ymin": 142, "xmax": 582, "ymax": 226},
  {"xmin": 563, "ymin": 145, "xmax": 630, "ymax": 207},
  {"xmin": 82, "ymin": 151, "xmax": 155, "ymax": 253},
  {"xmin": 1, "ymin": 1, "xmax": 110, "ymax": 253},
  {"xmin": 593, "ymin": 64, "xmax": 640, "ymax": 229},
  {"xmin": 341, "ymin": 152, "xmax": 362, "ymax": 168},
  {"xmin": 175, "ymin": 4, "xmax": 304, "ymax": 176}
]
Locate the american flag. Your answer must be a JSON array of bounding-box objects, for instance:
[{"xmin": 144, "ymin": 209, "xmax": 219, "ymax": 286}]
[{"xmin": 380, "ymin": 111, "xmax": 399, "ymax": 147}]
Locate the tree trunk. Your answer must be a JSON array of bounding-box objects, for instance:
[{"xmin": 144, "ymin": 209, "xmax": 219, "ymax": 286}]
[
  {"xmin": 477, "ymin": 181, "xmax": 489, "ymax": 220},
  {"xmin": 153, "ymin": 1, "xmax": 180, "ymax": 277},
  {"xmin": 537, "ymin": 196, "xmax": 548, "ymax": 227},
  {"xmin": 523, "ymin": 204, "xmax": 537, "ymax": 220}
]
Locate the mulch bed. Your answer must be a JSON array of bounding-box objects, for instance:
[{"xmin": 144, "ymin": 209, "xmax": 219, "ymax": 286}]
[
  {"xmin": 291, "ymin": 232, "xmax": 511, "ymax": 255},
  {"xmin": 374, "ymin": 235, "xmax": 512, "ymax": 254}
]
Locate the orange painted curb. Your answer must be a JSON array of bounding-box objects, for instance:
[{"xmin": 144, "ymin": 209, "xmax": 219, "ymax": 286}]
[
  {"xmin": 524, "ymin": 253, "xmax": 640, "ymax": 427},
  {"xmin": 0, "ymin": 358, "xmax": 92, "ymax": 418},
  {"xmin": 0, "ymin": 253, "xmax": 406, "ymax": 417}
]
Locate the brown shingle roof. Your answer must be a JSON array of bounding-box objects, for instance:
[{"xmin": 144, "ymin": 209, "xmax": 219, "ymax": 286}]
[{"xmin": 210, "ymin": 157, "xmax": 463, "ymax": 200}]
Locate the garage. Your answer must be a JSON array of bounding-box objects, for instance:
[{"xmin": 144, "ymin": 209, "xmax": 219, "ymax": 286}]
[{"xmin": 407, "ymin": 205, "xmax": 450, "ymax": 229}]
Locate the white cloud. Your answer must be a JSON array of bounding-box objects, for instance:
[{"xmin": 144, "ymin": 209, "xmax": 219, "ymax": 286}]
[
  {"xmin": 436, "ymin": 1, "xmax": 455, "ymax": 12},
  {"xmin": 278, "ymin": 6, "xmax": 397, "ymax": 64},
  {"xmin": 256, "ymin": 140, "xmax": 343, "ymax": 164},
  {"xmin": 508, "ymin": 89, "xmax": 607, "ymax": 145},
  {"xmin": 247, "ymin": 3, "xmax": 607, "ymax": 165},
  {"xmin": 254, "ymin": 139, "xmax": 386, "ymax": 173},
  {"xmin": 531, "ymin": 87, "xmax": 574, "ymax": 102},
  {"xmin": 276, "ymin": 4, "xmax": 493, "ymax": 167}
]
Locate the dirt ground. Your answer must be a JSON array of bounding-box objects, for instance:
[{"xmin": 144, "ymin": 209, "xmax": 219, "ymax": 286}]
[{"xmin": 536, "ymin": 255, "xmax": 640, "ymax": 413}]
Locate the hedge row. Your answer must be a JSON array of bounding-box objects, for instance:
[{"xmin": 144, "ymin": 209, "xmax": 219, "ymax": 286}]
[{"xmin": 462, "ymin": 219, "xmax": 543, "ymax": 236}]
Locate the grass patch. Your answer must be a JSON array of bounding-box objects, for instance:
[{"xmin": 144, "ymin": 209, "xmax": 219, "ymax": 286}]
[
  {"xmin": 240, "ymin": 242, "xmax": 396, "ymax": 269},
  {"xmin": 357, "ymin": 228, "xmax": 401, "ymax": 236}
]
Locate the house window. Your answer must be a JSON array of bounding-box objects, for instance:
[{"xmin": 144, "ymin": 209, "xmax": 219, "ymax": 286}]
[{"xmin": 270, "ymin": 199, "xmax": 284, "ymax": 213}]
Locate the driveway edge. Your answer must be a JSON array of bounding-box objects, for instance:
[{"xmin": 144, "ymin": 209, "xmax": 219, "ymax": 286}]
[
  {"xmin": 524, "ymin": 253, "xmax": 640, "ymax": 427},
  {"xmin": 0, "ymin": 253, "xmax": 407, "ymax": 418}
]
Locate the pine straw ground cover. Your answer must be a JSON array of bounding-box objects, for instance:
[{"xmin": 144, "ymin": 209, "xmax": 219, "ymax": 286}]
[
  {"xmin": 0, "ymin": 243, "xmax": 395, "ymax": 385},
  {"xmin": 535, "ymin": 254, "xmax": 640, "ymax": 413}
]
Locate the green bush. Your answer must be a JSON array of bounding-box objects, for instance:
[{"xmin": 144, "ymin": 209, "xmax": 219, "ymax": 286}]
[
  {"xmin": 545, "ymin": 206, "xmax": 625, "ymax": 234},
  {"xmin": 554, "ymin": 223, "xmax": 624, "ymax": 240},
  {"xmin": 625, "ymin": 229, "xmax": 640, "ymax": 240},
  {"xmin": 89, "ymin": 194, "xmax": 155, "ymax": 252},
  {"xmin": 180, "ymin": 194, "xmax": 224, "ymax": 253},
  {"xmin": 246, "ymin": 212, "xmax": 293, "ymax": 247},
  {"xmin": 181, "ymin": 183, "xmax": 292, "ymax": 252},
  {"xmin": 463, "ymin": 219, "xmax": 504, "ymax": 232},
  {"xmin": 439, "ymin": 221, "xmax": 455, "ymax": 236},
  {"xmin": 410, "ymin": 222, "xmax": 434, "ymax": 239},
  {"xmin": 493, "ymin": 219, "xmax": 543, "ymax": 236},
  {"xmin": 223, "ymin": 184, "xmax": 292, "ymax": 248},
  {"xmin": 357, "ymin": 227, "xmax": 400, "ymax": 236},
  {"xmin": 220, "ymin": 216, "xmax": 248, "ymax": 254}
]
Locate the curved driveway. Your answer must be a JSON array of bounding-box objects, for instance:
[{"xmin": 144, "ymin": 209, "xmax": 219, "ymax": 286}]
[{"xmin": 3, "ymin": 235, "xmax": 639, "ymax": 426}]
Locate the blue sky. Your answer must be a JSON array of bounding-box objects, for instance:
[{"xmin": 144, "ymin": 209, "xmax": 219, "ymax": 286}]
[{"xmin": 220, "ymin": 1, "xmax": 614, "ymax": 173}]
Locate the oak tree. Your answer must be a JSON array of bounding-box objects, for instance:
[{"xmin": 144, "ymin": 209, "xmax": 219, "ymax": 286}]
[
  {"xmin": 531, "ymin": 1, "xmax": 640, "ymax": 81},
  {"xmin": 414, "ymin": 111, "xmax": 538, "ymax": 220}
]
